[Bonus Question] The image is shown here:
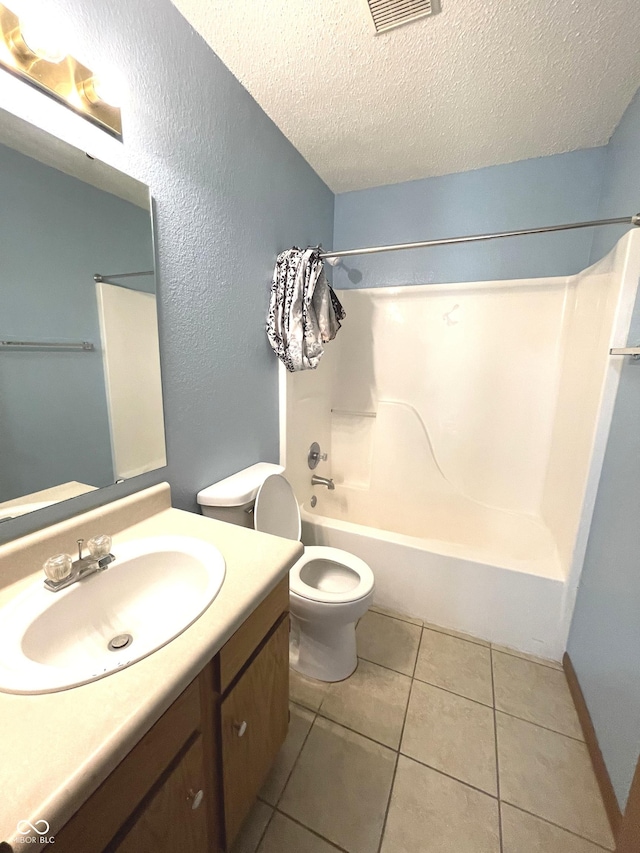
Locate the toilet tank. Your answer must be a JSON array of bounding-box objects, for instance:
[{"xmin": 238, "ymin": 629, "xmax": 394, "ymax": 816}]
[{"xmin": 197, "ymin": 463, "xmax": 284, "ymax": 529}]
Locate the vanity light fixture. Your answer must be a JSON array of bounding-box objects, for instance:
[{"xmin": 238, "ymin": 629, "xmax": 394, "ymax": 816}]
[{"xmin": 0, "ymin": 2, "xmax": 122, "ymax": 137}]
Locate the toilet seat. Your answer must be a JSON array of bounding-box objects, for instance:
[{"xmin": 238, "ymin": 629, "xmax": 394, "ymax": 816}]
[
  {"xmin": 254, "ymin": 475, "xmax": 374, "ymax": 605},
  {"xmin": 290, "ymin": 546, "xmax": 374, "ymax": 604}
]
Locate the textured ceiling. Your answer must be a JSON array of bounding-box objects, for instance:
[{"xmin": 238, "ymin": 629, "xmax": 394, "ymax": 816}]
[{"xmin": 171, "ymin": 0, "xmax": 640, "ymax": 192}]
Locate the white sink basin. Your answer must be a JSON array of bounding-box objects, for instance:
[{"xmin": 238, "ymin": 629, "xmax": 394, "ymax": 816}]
[{"xmin": 0, "ymin": 535, "xmax": 225, "ymax": 694}]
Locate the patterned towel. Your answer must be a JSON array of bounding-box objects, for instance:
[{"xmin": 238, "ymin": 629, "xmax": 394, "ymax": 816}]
[{"xmin": 266, "ymin": 247, "xmax": 345, "ymax": 372}]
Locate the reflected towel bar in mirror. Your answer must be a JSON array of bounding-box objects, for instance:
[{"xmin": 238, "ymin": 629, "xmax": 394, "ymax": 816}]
[
  {"xmin": 94, "ymin": 271, "xmax": 154, "ymax": 285},
  {"xmin": 0, "ymin": 340, "xmax": 95, "ymax": 352}
]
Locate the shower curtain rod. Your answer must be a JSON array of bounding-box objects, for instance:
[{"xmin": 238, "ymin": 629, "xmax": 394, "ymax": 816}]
[{"xmin": 319, "ymin": 214, "xmax": 640, "ymax": 261}]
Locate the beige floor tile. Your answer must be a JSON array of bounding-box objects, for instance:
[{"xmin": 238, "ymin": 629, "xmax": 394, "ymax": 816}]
[
  {"xmin": 491, "ymin": 643, "xmax": 563, "ymax": 670},
  {"xmin": 260, "ymin": 703, "xmax": 315, "ymax": 805},
  {"xmin": 501, "ymin": 803, "xmax": 610, "ymax": 853},
  {"xmin": 401, "ymin": 680, "xmax": 497, "ymax": 795},
  {"xmin": 279, "ymin": 716, "xmax": 396, "ymax": 853},
  {"xmin": 497, "ymin": 713, "xmax": 615, "ymax": 849},
  {"xmin": 493, "ymin": 651, "xmax": 583, "ymax": 739},
  {"xmin": 231, "ymin": 799, "xmax": 274, "ymax": 853},
  {"xmin": 258, "ymin": 813, "xmax": 341, "ymax": 852},
  {"xmin": 356, "ymin": 611, "xmax": 421, "ymax": 675},
  {"xmin": 414, "ymin": 628, "xmax": 494, "ymax": 705},
  {"xmin": 381, "ymin": 755, "xmax": 500, "ymax": 853},
  {"xmin": 319, "ymin": 658, "xmax": 411, "ymax": 748},
  {"xmin": 289, "ymin": 668, "xmax": 330, "ymax": 711},
  {"xmin": 370, "ymin": 603, "xmax": 423, "ymax": 626},
  {"xmin": 423, "ymin": 621, "xmax": 490, "ymax": 647}
]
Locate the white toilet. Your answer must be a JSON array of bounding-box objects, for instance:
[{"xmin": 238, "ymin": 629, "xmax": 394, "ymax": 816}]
[{"xmin": 197, "ymin": 463, "xmax": 374, "ymax": 682}]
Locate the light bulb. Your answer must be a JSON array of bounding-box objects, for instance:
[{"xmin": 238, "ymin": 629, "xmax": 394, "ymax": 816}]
[
  {"xmin": 17, "ymin": 17, "xmax": 66, "ymax": 63},
  {"xmin": 81, "ymin": 74, "xmax": 123, "ymax": 108}
]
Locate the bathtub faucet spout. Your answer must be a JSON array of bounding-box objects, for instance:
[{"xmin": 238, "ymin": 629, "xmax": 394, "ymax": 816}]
[{"xmin": 311, "ymin": 475, "xmax": 335, "ymax": 490}]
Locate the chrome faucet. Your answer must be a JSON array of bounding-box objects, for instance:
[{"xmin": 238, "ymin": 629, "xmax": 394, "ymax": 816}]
[
  {"xmin": 43, "ymin": 535, "xmax": 115, "ymax": 592},
  {"xmin": 311, "ymin": 475, "xmax": 335, "ymax": 490}
]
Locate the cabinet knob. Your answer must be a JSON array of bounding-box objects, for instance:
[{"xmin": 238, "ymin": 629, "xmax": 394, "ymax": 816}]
[
  {"xmin": 187, "ymin": 788, "xmax": 204, "ymax": 810},
  {"xmin": 234, "ymin": 720, "xmax": 248, "ymax": 737}
]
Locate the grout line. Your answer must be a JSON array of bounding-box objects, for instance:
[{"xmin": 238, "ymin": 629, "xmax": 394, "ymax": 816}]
[
  {"xmin": 490, "ymin": 646, "xmax": 504, "ymax": 853},
  {"xmin": 494, "ymin": 708, "xmax": 586, "ymax": 743},
  {"xmin": 422, "ymin": 623, "xmax": 491, "ymax": 648},
  {"xmin": 253, "ymin": 802, "xmax": 276, "ymax": 853},
  {"xmin": 411, "ymin": 671, "xmax": 494, "ymax": 709},
  {"xmin": 376, "ymin": 752, "xmax": 399, "ymax": 853},
  {"xmin": 411, "ymin": 632, "xmax": 421, "ymax": 679},
  {"xmin": 271, "ymin": 700, "xmax": 321, "ymax": 810},
  {"xmin": 375, "ymin": 660, "xmax": 416, "ymax": 853},
  {"xmin": 370, "ymin": 607, "xmax": 491, "ymax": 651},
  {"xmin": 273, "ymin": 807, "xmax": 348, "ymax": 852},
  {"xmin": 289, "ymin": 696, "xmax": 321, "ymax": 713},
  {"xmin": 313, "ymin": 711, "xmax": 399, "ymax": 754},
  {"xmin": 491, "ymin": 645, "xmax": 563, "ymax": 671},
  {"xmin": 369, "ymin": 605, "xmax": 423, "ymax": 628},
  {"xmin": 397, "ymin": 749, "xmax": 500, "ymax": 800},
  {"xmin": 356, "ymin": 653, "xmax": 415, "ymax": 679},
  {"xmin": 500, "ymin": 801, "xmax": 615, "ymax": 851}
]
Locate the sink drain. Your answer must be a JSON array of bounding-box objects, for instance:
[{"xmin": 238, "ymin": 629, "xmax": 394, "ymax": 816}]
[{"xmin": 108, "ymin": 633, "xmax": 133, "ymax": 651}]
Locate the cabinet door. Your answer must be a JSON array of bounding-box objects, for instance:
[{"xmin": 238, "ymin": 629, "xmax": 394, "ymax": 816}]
[
  {"xmin": 113, "ymin": 735, "xmax": 210, "ymax": 853},
  {"xmin": 221, "ymin": 615, "xmax": 289, "ymax": 845}
]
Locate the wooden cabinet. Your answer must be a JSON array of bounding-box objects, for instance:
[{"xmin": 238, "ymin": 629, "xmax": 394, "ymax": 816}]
[
  {"xmin": 47, "ymin": 577, "xmax": 289, "ymax": 853},
  {"xmin": 221, "ymin": 615, "xmax": 289, "ymax": 844},
  {"xmin": 113, "ymin": 737, "xmax": 209, "ymax": 853},
  {"xmin": 49, "ymin": 679, "xmax": 205, "ymax": 853}
]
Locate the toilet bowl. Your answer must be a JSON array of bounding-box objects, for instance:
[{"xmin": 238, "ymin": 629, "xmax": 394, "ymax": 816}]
[{"xmin": 197, "ymin": 463, "xmax": 374, "ymax": 682}]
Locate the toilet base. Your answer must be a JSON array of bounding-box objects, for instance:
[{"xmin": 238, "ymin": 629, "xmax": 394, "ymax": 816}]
[{"xmin": 289, "ymin": 611, "xmax": 358, "ymax": 682}]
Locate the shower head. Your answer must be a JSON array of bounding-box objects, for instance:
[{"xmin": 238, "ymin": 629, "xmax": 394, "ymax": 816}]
[{"xmin": 325, "ymin": 256, "xmax": 341, "ymax": 267}]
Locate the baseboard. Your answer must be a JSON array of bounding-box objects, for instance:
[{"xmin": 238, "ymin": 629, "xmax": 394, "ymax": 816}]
[
  {"xmin": 563, "ymin": 652, "xmax": 622, "ymax": 840},
  {"xmin": 616, "ymin": 755, "xmax": 640, "ymax": 853}
]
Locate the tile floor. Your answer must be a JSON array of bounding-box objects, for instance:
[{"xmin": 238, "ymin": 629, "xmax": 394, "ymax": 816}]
[{"xmin": 232, "ymin": 605, "xmax": 615, "ymax": 853}]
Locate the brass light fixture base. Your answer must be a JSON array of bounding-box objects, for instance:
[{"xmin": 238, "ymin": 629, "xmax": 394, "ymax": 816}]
[{"xmin": 0, "ymin": 3, "xmax": 122, "ymax": 138}]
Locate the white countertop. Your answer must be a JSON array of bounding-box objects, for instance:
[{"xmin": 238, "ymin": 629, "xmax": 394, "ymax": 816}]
[{"xmin": 0, "ymin": 486, "xmax": 302, "ymax": 850}]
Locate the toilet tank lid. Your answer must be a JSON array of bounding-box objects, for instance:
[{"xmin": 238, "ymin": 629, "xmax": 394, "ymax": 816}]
[{"xmin": 197, "ymin": 463, "xmax": 284, "ymax": 507}]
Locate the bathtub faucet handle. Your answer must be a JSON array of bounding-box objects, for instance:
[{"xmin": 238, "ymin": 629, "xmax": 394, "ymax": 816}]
[{"xmin": 308, "ymin": 442, "xmax": 328, "ymax": 470}]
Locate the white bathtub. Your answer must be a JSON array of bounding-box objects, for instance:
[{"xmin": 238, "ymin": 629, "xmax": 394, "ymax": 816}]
[
  {"xmin": 300, "ymin": 495, "xmax": 566, "ymax": 660},
  {"xmin": 283, "ymin": 232, "xmax": 640, "ymax": 662}
]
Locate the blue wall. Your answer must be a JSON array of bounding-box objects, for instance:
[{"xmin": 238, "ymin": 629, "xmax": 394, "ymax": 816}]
[
  {"xmin": 0, "ymin": 0, "xmax": 333, "ymax": 544},
  {"xmin": 333, "ymin": 147, "xmax": 606, "ymax": 288},
  {"xmin": 0, "ymin": 142, "xmax": 154, "ymax": 503},
  {"xmin": 590, "ymin": 88, "xmax": 640, "ymax": 263},
  {"xmin": 567, "ymin": 88, "xmax": 640, "ymax": 811}
]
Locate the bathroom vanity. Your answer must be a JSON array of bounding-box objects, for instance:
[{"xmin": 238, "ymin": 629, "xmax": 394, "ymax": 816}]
[
  {"xmin": 48, "ymin": 577, "xmax": 289, "ymax": 852},
  {"xmin": 0, "ymin": 484, "xmax": 302, "ymax": 852}
]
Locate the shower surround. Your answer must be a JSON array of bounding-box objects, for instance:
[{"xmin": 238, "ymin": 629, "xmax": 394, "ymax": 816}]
[{"xmin": 282, "ymin": 232, "xmax": 640, "ymax": 659}]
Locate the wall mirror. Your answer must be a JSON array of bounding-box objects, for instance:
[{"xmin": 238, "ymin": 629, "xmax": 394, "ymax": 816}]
[{"xmin": 0, "ymin": 107, "xmax": 166, "ymax": 522}]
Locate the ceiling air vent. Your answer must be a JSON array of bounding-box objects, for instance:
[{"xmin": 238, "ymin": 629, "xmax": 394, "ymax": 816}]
[{"xmin": 366, "ymin": 0, "xmax": 441, "ymax": 33}]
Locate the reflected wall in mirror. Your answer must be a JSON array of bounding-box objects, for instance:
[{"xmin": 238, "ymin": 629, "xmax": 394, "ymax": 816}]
[{"xmin": 0, "ymin": 108, "xmax": 166, "ymax": 521}]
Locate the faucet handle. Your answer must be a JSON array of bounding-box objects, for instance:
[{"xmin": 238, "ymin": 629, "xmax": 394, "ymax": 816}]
[
  {"xmin": 308, "ymin": 442, "xmax": 328, "ymax": 470},
  {"xmin": 43, "ymin": 553, "xmax": 73, "ymax": 583},
  {"xmin": 87, "ymin": 534, "xmax": 112, "ymax": 559}
]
